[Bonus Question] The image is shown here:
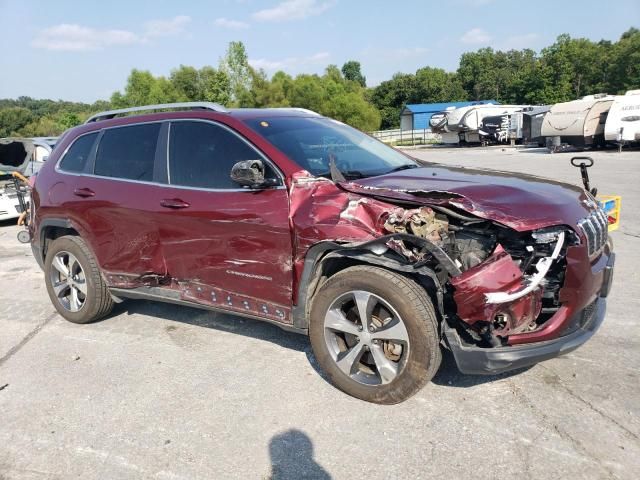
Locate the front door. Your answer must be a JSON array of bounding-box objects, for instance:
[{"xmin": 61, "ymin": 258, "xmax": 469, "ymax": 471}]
[{"xmin": 156, "ymin": 120, "xmax": 294, "ymax": 323}]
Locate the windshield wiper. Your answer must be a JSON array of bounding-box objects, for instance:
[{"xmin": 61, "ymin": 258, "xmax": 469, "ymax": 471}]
[
  {"xmin": 329, "ymin": 156, "xmax": 346, "ymax": 182},
  {"xmin": 328, "ymin": 155, "xmax": 368, "ymax": 181},
  {"xmin": 386, "ymin": 164, "xmax": 419, "ymax": 174}
]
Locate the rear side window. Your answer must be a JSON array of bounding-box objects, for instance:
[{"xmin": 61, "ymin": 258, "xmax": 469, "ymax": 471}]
[
  {"xmin": 94, "ymin": 123, "xmax": 161, "ymax": 181},
  {"xmin": 169, "ymin": 121, "xmax": 275, "ymax": 189},
  {"xmin": 59, "ymin": 132, "xmax": 98, "ymax": 173}
]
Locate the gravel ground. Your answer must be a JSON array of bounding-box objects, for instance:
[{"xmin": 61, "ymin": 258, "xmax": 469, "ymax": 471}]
[{"xmin": 0, "ymin": 146, "xmax": 638, "ymax": 479}]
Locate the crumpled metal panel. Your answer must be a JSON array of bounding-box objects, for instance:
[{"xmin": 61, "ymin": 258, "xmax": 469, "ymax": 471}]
[{"xmin": 450, "ymin": 245, "xmax": 543, "ymax": 335}]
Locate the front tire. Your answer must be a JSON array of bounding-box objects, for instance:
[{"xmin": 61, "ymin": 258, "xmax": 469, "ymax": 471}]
[
  {"xmin": 309, "ymin": 265, "xmax": 441, "ymax": 404},
  {"xmin": 44, "ymin": 235, "xmax": 113, "ymax": 324}
]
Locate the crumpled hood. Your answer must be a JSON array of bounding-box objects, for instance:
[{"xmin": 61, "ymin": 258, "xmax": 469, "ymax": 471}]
[
  {"xmin": 0, "ymin": 138, "xmax": 34, "ymax": 175},
  {"xmin": 340, "ymin": 164, "xmax": 593, "ymax": 232}
]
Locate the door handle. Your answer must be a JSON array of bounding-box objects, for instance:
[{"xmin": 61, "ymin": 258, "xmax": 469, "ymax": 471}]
[
  {"xmin": 160, "ymin": 198, "xmax": 190, "ymax": 209},
  {"xmin": 73, "ymin": 187, "xmax": 95, "ymax": 198}
]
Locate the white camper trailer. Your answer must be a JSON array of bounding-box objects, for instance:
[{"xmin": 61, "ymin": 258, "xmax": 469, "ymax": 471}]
[
  {"xmin": 438, "ymin": 104, "xmax": 527, "ymax": 144},
  {"xmin": 429, "ymin": 106, "xmax": 465, "ymax": 144},
  {"xmin": 541, "ymin": 94, "xmax": 615, "ymax": 148},
  {"xmin": 604, "ymin": 90, "xmax": 640, "ymax": 145}
]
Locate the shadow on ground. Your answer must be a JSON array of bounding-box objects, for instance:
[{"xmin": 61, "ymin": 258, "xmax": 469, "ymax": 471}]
[
  {"xmin": 109, "ymin": 299, "xmax": 527, "ymax": 390},
  {"xmin": 268, "ymin": 429, "xmax": 331, "ymax": 480}
]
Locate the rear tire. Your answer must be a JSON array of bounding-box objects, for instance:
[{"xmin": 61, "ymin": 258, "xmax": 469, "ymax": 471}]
[
  {"xmin": 309, "ymin": 265, "xmax": 441, "ymax": 404},
  {"xmin": 44, "ymin": 235, "xmax": 113, "ymax": 324}
]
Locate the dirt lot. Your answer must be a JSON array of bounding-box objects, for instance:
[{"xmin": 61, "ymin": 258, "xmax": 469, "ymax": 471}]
[{"xmin": 1, "ymin": 147, "xmax": 639, "ymax": 479}]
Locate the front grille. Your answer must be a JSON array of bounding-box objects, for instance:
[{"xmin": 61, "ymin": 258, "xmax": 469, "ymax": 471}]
[{"xmin": 577, "ymin": 208, "xmax": 608, "ymax": 256}]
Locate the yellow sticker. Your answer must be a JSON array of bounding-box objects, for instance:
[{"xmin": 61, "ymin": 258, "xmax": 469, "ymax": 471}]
[{"xmin": 260, "ymin": 121, "xmax": 269, "ymax": 127}]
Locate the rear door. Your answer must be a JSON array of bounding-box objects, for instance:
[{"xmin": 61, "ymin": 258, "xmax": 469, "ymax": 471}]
[
  {"xmin": 156, "ymin": 120, "xmax": 294, "ymax": 319},
  {"xmin": 67, "ymin": 122, "xmax": 169, "ymax": 284}
]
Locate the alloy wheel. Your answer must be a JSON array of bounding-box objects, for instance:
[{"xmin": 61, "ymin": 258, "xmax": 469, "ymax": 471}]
[
  {"xmin": 49, "ymin": 251, "xmax": 87, "ymax": 312},
  {"xmin": 323, "ymin": 290, "xmax": 410, "ymax": 386}
]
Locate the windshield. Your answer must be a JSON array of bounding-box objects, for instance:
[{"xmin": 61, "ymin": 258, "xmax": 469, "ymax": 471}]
[{"xmin": 244, "ymin": 116, "xmax": 418, "ymax": 180}]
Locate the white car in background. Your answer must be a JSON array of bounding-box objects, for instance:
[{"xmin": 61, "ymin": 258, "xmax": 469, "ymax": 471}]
[{"xmin": 0, "ymin": 137, "xmax": 57, "ymax": 221}]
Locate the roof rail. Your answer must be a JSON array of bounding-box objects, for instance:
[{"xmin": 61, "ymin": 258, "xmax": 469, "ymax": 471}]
[{"xmin": 84, "ymin": 102, "xmax": 228, "ymax": 124}]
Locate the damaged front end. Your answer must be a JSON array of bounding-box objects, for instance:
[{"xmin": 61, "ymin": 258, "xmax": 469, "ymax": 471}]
[
  {"xmin": 293, "ymin": 173, "xmax": 576, "ymax": 352},
  {"xmin": 378, "ymin": 204, "xmax": 571, "ymax": 348},
  {"xmin": 291, "ymin": 163, "xmax": 612, "ymax": 375}
]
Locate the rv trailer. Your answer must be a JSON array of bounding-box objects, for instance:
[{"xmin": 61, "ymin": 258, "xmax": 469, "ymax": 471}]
[
  {"xmin": 604, "ymin": 90, "xmax": 640, "ymax": 145},
  {"xmin": 429, "ymin": 101, "xmax": 501, "ymax": 144},
  {"xmin": 476, "ymin": 106, "xmax": 549, "ymax": 145},
  {"xmin": 453, "ymin": 104, "xmax": 528, "ymax": 144},
  {"xmin": 521, "ymin": 106, "xmax": 551, "ymax": 145},
  {"xmin": 478, "ymin": 113, "xmax": 511, "ymax": 144},
  {"xmin": 541, "ymin": 94, "xmax": 615, "ymax": 149}
]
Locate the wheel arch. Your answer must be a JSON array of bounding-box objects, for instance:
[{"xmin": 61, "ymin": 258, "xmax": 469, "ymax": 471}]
[
  {"xmin": 292, "ymin": 235, "xmax": 449, "ymax": 331},
  {"xmin": 38, "ymin": 218, "xmax": 82, "ymax": 266}
]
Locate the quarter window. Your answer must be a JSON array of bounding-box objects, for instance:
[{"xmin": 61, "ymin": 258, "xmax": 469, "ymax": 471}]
[
  {"xmin": 168, "ymin": 121, "xmax": 276, "ymax": 189},
  {"xmin": 94, "ymin": 123, "xmax": 161, "ymax": 181},
  {"xmin": 59, "ymin": 132, "xmax": 98, "ymax": 173}
]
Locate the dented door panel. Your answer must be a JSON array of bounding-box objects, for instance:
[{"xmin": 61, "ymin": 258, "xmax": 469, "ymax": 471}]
[{"xmin": 156, "ymin": 187, "xmax": 294, "ymax": 310}]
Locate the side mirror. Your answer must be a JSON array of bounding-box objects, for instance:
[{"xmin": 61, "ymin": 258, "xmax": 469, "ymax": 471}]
[{"xmin": 230, "ymin": 159, "xmax": 274, "ymax": 189}]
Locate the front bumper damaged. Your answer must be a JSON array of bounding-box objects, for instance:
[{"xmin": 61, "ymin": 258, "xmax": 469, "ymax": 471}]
[{"xmin": 444, "ymin": 251, "xmax": 614, "ymax": 375}]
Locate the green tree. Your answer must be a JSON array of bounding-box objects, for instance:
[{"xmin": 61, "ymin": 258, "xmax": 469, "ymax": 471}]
[
  {"xmin": 413, "ymin": 67, "xmax": 467, "ymax": 103},
  {"xmin": 540, "ymin": 34, "xmax": 607, "ymax": 101},
  {"xmin": 0, "ymin": 107, "xmax": 33, "ymax": 137},
  {"xmin": 170, "ymin": 65, "xmax": 200, "ymax": 100},
  {"xmin": 169, "ymin": 65, "xmax": 231, "ymax": 104},
  {"xmin": 220, "ymin": 41, "xmax": 253, "ymax": 104},
  {"xmin": 57, "ymin": 112, "xmax": 82, "ymax": 130},
  {"xmin": 16, "ymin": 116, "xmax": 61, "ymax": 137},
  {"xmin": 243, "ymin": 69, "xmax": 290, "ymax": 107},
  {"xmin": 341, "ymin": 61, "xmax": 366, "ymax": 87},
  {"xmin": 608, "ymin": 28, "xmax": 640, "ymax": 93},
  {"xmin": 110, "ymin": 69, "xmax": 181, "ymax": 107},
  {"xmin": 198, "ymin": 66, "xmax": 231, "ymax": 104},
  {"xmin": 370, "ymin": 73, "xmax": 416, "ymax": 129}
]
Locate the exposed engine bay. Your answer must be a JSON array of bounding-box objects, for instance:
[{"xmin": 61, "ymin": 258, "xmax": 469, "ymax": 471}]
[{"xmin": 379, "ymin": 205, "xmax": 570, "ymax": 347}]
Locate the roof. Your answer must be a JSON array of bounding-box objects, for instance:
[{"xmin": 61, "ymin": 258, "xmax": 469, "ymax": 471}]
[
  {"xmin": 227, "ymin": 107, "xmax": 322, "ymax": 120},
  {"xmin": 59, "ymin": 107, "xmax": 325, "ymax": 144},
  {"xmin": 402, "ymin": 100, "xmax": 498, "ymax": 115},
  {"xmin": 85, "ymin": 102, "xmax": 320, "ymax": 124}
]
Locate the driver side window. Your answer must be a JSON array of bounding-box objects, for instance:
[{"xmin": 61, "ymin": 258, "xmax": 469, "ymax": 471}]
[{"xmin": 168, "ymin": 121, "xmax": 277, "ymax": 189}]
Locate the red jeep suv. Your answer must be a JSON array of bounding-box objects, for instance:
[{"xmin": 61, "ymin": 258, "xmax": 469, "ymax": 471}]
[{"xmin": 30, "ymin": 102, "xmax": 615, "ymax": 404}]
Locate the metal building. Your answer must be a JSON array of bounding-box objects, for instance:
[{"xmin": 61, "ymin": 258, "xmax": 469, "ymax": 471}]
[{"xmin": 400, "ymin": 100, "xmax": 498, "ymax": 131}]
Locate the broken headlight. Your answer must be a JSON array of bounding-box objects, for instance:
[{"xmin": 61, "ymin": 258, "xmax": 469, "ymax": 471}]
[{"xmin": 531, "ymin": 227, "xmax": 566, "ymax": 244}]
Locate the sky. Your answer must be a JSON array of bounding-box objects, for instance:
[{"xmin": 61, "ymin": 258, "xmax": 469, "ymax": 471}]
[{"xmin": 1, "ymin": 0, "xmax": 638, "ymax": 103}]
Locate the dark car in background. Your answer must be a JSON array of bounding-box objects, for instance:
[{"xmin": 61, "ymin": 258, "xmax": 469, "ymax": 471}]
[{"xmin": 29, "ymin": 103, "xmax": 614, "ymax": 403}]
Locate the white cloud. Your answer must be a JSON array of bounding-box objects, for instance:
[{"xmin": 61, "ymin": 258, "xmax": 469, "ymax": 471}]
[
  {"xmin": 214, "ymin": 17, "xmax": 250, "ymax": 29},
  {"xmin": 309, "ymin": 52, "xmax": 330, "ymax": 61},
  {"xmin": 460, "ymin": 28, "xmax": 492, "ymax": 44},
  {"xmin": 249, "ymin": 51, "xmax": 330, "ymax": 71},
  {"xmin": 252, "ymin": 0, "xmax": 335, "ymax": 22},
  {"xmin": 31, "ymin": 24, "xmax": 141, "ymax": 51},
  {"xmin": 144, "ymin": 15, "xmax": 191, "ymax": 38},
  {"xmin": 32, "ymin": 16, "xmax": 192, "ymax": 52}
]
